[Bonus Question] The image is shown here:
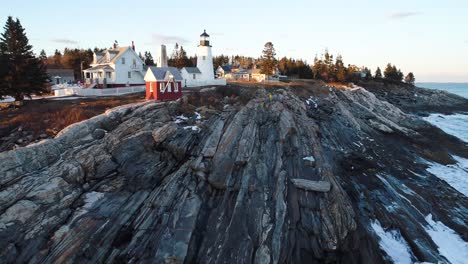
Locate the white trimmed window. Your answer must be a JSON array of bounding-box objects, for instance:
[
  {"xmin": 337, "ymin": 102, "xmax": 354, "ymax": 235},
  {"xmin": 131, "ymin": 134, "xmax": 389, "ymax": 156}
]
[
  {"xmin": 128, "ymin": 72, "xmax": 131, "ymax": 78},
  {"xmin": 193, "ymin": 74, "xmax": 196, "ymax": 79},
  {"xmin": 174, "ymin": 82, "xmax": 179, "ymax": 92},
  {"xmin": 160, "ymin": 83, "xmax": 164, "ymax": 93},
  {"xmin": 122, "ymin": 58, "xmax": 125, "ymax": 64},
  {"xmin": 149, "ymin": 82, "xmax": 153, "ymax": 92}
]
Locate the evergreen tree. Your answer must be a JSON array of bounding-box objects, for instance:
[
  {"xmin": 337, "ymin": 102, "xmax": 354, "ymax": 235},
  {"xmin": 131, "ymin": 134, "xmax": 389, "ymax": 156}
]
[
  {"xmin": 363, "ymin": 67, "xmax": 372, "ymax": 80},
  {"xmin": 375, "ymin": 67, "xmax": 382, "ymax": 78},
  {"xmin": 404, "ymin": 72, "xmax": 415, "ymax": 85},
  {"xmin": 39, "ymin": 49, "xmax": 47, "ymax": 63},
  {"xmin": 260, "ymin": 42, "xmax": 277, "ymax": 80},
  {"xmin": 144, "ymin": 51, "xmax": 155, "ymax": 66},
  {"xmin": 53, "ymin": 49, "xmax": 62, "ymax": 66},
  {"xmin": 0, "ymin": 16, "xmax": 49, "ymax": 101}
]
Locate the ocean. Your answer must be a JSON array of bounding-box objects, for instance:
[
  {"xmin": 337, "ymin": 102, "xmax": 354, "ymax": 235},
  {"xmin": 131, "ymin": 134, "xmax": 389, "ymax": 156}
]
[{"xmin": 416, "ymin": 83, "xmax": 468, "ymax": 99}]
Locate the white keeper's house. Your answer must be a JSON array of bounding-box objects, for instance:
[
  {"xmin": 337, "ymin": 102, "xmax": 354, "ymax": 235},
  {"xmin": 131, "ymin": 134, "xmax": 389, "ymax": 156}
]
[{"xmin": 83, "ymin": 41, "xmax": 145, "ymax": 88}]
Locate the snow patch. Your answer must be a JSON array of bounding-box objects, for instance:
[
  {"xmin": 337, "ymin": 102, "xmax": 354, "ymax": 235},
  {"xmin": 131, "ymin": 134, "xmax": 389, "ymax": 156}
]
[
  {"xmin": 371, "ymin": 220, "xmax": 414, "ymax": 264},
  {"xmin": 195, "ymin": 112, "xmax": 202, "ymax": 120},
  {"xmin": 0, "ymin": 96, "xmax": 15, "ymax": 103},
  {"xmin": 426, "ymin": 156, "xmax": 468, "ymax": 196},
  {"xmin": 306, "ymin": 96, "xmax": 318, "ymax": 109},
  {"xmin": 184, "ymin": 126, "xmax": 200, "ymax": 132},
  {"xmin": 303, "ymin": 156, "xmax": 315, "ymax": 162},
  {"xmin": 423, "ymin": 114, "xmax": 468, "ymax": 143},
  {"xmin": 174, "ymin": 114, "xmax": 188, "ymax": 124},
  {"xmin": 424, "ymin": 214, "xmax": 468, "ymax": 264}
]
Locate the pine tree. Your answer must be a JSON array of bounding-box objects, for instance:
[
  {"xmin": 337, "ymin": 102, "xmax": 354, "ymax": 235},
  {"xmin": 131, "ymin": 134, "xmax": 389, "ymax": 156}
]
[
  {"xmin": 260, "ymin": 42, "xmax": 277, "ymax": 80},
  {"xmin": 144, "ymin": 51, "xmax": 155, "ymax": 66},
  {"xmin": 53, "ymin": 49, "xmax": 62, "ymax": 66},
  {"xmin": 404, "ymin": 72, "xmax": 415, "ymax": 85},
  {"xmin": 375, "ymin": 67, "xmax": 382, "ymax": 78},
  {"xmin": 39, "ymin": 49, "xmax": 47, "ymax": 63},
  {"xmin": 0, "ymin": 16, "xmax": 49, "ymax": 101}
]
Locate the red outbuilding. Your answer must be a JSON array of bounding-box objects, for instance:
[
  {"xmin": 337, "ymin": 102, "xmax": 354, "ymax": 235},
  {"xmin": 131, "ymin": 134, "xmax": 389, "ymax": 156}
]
[{"xmin": 144, "ymin": 66, "xmax": 183, "ymax": 101}]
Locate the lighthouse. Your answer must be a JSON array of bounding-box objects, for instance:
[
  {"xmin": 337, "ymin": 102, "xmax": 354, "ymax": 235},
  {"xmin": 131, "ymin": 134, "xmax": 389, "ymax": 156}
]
[{"xmin": 196, "ymin": 30, "xmax": 215, "ymax": 80}]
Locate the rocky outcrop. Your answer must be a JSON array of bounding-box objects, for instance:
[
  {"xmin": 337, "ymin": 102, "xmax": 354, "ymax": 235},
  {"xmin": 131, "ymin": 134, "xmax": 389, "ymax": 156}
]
[{"xmin": 0, "ymin": 83, "xmax": 467, "ymax": 263}]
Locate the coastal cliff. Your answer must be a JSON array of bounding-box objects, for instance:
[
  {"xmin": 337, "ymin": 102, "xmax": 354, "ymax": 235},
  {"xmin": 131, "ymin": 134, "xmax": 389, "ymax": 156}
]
[{"xmin": 0, "ymin": 81, "xmax": 467, "ymax": 263}]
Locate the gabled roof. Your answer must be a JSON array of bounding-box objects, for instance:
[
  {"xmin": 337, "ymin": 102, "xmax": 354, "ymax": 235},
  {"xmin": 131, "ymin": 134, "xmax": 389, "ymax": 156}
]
[
  {"xmin": 219, "ymin": 65, "xmax": 232, "ymax": 73},
  {"xmin": 46, "ymin": 69, "xmax": 75, "ymax": 78},
  {"xmin": 145, "ymin": 66, "xmax": 183, "ymax": 81},
  {"xmin": 183, "ymin": 67, "xmax": 202, "ymax": 74},
  {"xmin": 94, "ymin": 47, "xmax": 137, "ymax": 64}
]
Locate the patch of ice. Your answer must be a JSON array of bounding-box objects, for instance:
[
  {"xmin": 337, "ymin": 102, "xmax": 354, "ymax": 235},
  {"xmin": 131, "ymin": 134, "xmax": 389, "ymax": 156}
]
[
  {"xmin": 426, "ymin": 155, "xmax": 468, "ymax": 196},
  {"xmin": 303, "ymin": 156, "xmax": 315, "ymax": 162},
  {"xmin": 184, "ymin": 126, "xmax": 200, "ymax": 132},
  {"xmin": 424, "ymin": 214, "xmax": 468, "ymax": 264},
  {"xmin": 423, "ymin": 114, "xmax": 468, "ymax": 143},
  {"xmin": 371, "ymin": 220, "xmax": 414, "ymax": 264}
]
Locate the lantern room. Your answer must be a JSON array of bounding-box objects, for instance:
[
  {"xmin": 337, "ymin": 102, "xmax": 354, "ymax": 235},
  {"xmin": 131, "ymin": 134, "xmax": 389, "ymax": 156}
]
[
  {"xmin": 144, "ymin": 66, "xmax": 183, "ymax": 101},
  {"xmin": 199, "ymin": 30, "xmax": 210, "ymax": 47}
]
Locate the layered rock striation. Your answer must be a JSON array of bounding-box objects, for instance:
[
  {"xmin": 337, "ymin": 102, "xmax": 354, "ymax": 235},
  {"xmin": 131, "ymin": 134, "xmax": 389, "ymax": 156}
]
[{"xmin": 0, "ymin": 82, "xmax": 467, "ymax": 263}]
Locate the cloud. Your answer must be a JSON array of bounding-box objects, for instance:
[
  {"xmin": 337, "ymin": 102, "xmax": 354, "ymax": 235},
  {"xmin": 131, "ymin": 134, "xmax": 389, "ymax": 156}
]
[
  {"xmin": 51, "ymin": 38, "xmax": 78, "ymax": 45},
  {"xmin": 387, "ymin": 12, "xmax": 420, "ymax": 19},
  {"xmin": 151, "ymin": 34, "xmax": 189, "ymax": 45}
]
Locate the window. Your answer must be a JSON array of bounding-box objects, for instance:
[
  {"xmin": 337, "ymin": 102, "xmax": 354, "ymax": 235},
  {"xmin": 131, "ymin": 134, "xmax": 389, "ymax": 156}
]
[
  {"xmin": 128, "ymin": 72, "xmax": 131, "ymax": 78},
  {"xmin": 174, "ymin": 82, "xmax": 179, "ymax": 92},
  {"xmin": 193, "ymin": 74, "xmax": 196, "ymax": 79},
  {"xmin": 122, "ymin": 57, "xmax": 125, "ymax": 64},
  {"xmin": 202, "ymin": 56, "xmax": 206, "ymax": 60},
  {"xmin": 149, "ymin": 82, "xmax": 153, "ymax": 92},
  {"xmin": 86, "ymin": 72, "xmax": 90, "ymax": 78},
  {"xmin": 98, "ymin": 72, "xmax": 103, "ymax": 78},
  {"xmin": 133, "ymin": 59, "xmax": 136, "ymax": 68},
  {"xmin": 106, "ymin": 72, "xmax": 111, "ymax": 78},
  {"xmin": 160, "ymin": 83, "xmax": 164, "ymax": 93}
]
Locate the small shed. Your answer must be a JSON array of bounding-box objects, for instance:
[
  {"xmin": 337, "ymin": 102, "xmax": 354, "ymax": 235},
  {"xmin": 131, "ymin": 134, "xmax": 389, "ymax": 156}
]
[{"xmin": 144, "ymin": 67, "xmax": 183, "ymax": 100}]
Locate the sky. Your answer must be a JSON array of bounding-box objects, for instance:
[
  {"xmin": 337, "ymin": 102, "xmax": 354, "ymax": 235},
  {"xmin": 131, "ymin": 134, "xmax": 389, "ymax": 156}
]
[{"xmin": 1, "ymin": 0, "xmax": 467, "ymax": 82}]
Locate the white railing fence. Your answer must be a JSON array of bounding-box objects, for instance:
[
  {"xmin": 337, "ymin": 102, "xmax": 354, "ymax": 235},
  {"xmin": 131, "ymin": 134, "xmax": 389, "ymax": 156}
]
[{"xmin": 54, "ymin": 86, "xmax": 145, "ymax": 97}]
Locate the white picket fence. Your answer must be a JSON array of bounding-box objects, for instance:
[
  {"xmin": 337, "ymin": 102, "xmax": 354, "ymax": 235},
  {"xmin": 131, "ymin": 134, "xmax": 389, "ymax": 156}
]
[{"xmin": 54, "ymin": 86, "xmax": 145, "ymax": 97}]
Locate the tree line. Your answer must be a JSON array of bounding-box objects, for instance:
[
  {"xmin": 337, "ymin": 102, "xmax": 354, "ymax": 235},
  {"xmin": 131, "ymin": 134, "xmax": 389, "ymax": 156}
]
[{"xmin": 0, "ymin": 17, "xmax": 417, "ymax": 102}]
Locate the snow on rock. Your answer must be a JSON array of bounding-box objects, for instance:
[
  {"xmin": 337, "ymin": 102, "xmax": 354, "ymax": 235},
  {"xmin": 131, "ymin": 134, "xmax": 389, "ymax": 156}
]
[
  {"xmin": 184, "ymin": 126, "xmax": 201, "ymax": 132},
  {"xmin": 426, "ymin": 156, "xmax": 468, "ymax": 196},
  {"xmin": 424, "ymin": 214, "xmax": 468, "ymax": 264},
  {"xmin": 306, "ymin": 96, "xmax": 318, "ymax": 108},
  {"xmin": 174, "ymin": 115, "xmax": 189, "ymax": 124},
  {"xmin": 195, "ymin": 112, "xmax": 202, "ymax": 120},
  {"xmin": 371, "ymin": 220, "xmax": 415, "ymax": 264},
  {"xmin": 423, "ymin": 114, "xmax": 468, "ymax": 143},
  {"xmin": 0, "ymin": 96, "xmax": 15, "ymax": 103},
  {"xmin": 303, "ymin": 156, "xmax": 315, "ymax": 162}
]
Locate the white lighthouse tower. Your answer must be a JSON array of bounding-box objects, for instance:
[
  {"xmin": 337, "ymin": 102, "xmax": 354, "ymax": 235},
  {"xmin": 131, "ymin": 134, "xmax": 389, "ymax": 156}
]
[{"xmin": 196, "ymin": 30, "xmax": 215, "ymax": 80}]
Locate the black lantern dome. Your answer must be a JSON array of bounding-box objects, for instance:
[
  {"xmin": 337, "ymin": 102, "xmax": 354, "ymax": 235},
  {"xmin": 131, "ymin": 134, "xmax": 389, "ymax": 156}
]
[{"xmin": 200, "ymin": 30, "xmax": 211, "ymax": 46}]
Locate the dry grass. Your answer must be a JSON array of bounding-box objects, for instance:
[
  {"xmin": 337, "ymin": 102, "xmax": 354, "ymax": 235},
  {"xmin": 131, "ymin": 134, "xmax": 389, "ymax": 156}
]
[{"xmin": 0, "ymin": 93, "xmax": 145, "ymax": 151}]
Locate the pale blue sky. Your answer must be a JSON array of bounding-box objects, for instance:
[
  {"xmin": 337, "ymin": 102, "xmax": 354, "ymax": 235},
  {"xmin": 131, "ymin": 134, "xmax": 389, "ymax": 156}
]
[{"xmin": 1, "ymin": 0, "xmax": 467, "ymax": 82}]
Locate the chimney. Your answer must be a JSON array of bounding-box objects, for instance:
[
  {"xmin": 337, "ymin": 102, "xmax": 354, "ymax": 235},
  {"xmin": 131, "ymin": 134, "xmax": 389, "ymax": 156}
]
[
  {"xmin": 132, "ymin": 41, "xmax": 135, "ymax": 51},
  {"xmin": 113, "ymin": 40, "xmax": 118, "ymax": 49}
]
